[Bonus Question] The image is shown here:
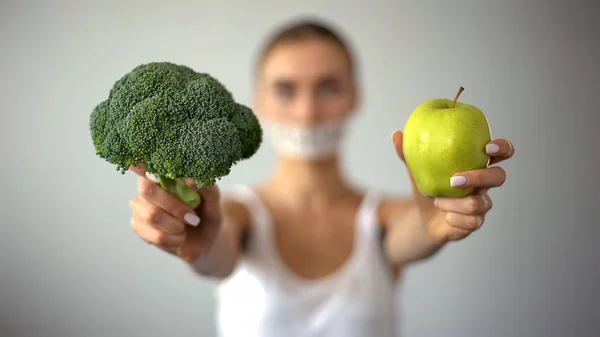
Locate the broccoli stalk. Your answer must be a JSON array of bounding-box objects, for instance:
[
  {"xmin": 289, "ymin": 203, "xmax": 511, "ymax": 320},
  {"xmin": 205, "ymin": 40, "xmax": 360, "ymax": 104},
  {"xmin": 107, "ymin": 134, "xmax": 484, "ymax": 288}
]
[
  {"xmin": 157, "ymin": 175, "xmax": 201, "ymax": 209},
  {"xmin": 90, "ymin": 62, "xmax": 262, "ymax": 209}
]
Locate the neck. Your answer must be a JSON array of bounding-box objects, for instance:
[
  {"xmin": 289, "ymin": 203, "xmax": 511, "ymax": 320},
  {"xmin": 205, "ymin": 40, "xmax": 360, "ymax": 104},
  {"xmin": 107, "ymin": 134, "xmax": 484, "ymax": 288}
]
[{"xmin": 265, "ymin": 154, "xmax": 354, "ymax": 206}]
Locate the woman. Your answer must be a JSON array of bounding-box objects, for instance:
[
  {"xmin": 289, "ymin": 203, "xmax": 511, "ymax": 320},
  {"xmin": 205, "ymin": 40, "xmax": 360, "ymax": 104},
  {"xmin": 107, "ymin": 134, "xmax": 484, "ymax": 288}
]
[{"xmin": 128, "ymin": 18, "xmax": 514, "ymax": 337}]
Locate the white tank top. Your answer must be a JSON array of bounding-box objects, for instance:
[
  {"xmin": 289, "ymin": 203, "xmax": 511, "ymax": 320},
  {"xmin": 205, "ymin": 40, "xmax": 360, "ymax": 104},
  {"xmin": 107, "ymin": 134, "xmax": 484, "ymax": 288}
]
[{"xmin": 214, "ymin": 185, "xmax": 398, "ymax": 337}]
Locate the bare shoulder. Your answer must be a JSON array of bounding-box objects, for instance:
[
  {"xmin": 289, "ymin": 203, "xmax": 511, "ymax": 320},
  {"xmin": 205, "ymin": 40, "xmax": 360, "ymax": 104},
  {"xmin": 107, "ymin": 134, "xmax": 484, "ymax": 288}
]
[{"xmin": 377, "ymin": 194, "xmax": 415, "ymax": 229}]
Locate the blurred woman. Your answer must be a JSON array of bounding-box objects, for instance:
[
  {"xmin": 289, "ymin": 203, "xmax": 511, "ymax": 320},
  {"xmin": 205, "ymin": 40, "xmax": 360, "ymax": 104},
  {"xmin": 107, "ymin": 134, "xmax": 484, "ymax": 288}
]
[{"xmin": 129, "ymin": 18, "xmax": 514, "ymax": 337}]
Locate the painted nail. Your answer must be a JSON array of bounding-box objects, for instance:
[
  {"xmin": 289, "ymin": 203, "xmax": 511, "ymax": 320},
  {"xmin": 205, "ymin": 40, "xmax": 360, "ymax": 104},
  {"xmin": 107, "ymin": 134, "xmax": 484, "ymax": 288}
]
[
  {"xmin": 146, "ymin": 172, "xmax": 160, "ymax": 183},
  {"xmin": 184, "ymin": 213, "xmax": 201, "ymax": 226},
  {"xmin": 486, "ymin": 144, "xmax": 500, "ymax": 154},
  {"xmin": 450, "ymin": 176, "xmax": 468, "ymax": 187}
]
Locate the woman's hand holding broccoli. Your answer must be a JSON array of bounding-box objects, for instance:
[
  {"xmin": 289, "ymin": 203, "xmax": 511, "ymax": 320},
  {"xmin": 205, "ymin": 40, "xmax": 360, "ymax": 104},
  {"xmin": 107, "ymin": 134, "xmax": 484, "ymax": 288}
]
[{"xmin": 128, "ymin": 164, "xmax": 223, "ymax": 262}]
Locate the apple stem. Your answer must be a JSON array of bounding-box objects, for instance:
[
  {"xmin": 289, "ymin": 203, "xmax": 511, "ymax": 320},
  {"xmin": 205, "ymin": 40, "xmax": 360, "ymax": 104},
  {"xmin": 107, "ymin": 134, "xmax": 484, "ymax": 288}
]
[{"xmin": 452, "ymin": 87, "xmax": 464, "ymax": 108}]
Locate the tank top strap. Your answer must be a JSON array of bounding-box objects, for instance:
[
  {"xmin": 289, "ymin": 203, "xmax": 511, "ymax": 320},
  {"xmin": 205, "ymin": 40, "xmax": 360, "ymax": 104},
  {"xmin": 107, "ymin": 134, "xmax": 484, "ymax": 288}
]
[
  {"xmin": 355, "ymin": 189, "xmax": 383, "ymax": 241},
  {"xmin": 220, "ymin": 184, "xmax": 273, "ymax": 254},
  {"xmin": 221, "ymin": 184, "xmax": 254, "ymax": 209},
  {"xmin": 353, "ymin": 189, "xmax": 394, "ymax": 284}
]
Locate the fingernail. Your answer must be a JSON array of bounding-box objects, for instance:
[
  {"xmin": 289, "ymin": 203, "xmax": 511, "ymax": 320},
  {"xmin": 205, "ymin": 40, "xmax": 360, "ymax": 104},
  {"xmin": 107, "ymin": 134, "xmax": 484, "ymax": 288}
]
[
  {"xmin": 486, "ymin": 144, "xmax": 500, "ymax": 154},
  {"xmin": 145, "ymin": 172, "xmax": 160, "ymax": 183},
  {"xmin": 433, "ymin": 198, "xmax": 438, "ymax": 207},
  {"xmin": 476, "ymin": 216, "xmax": 483, "ymax": 229},
  {"xmin": 450, "ymin": 176, "xmax": 468, "ymax": 187},
  {"xmin": 184, "ymin": 213, "xmax": 200, "ymax": 226}
]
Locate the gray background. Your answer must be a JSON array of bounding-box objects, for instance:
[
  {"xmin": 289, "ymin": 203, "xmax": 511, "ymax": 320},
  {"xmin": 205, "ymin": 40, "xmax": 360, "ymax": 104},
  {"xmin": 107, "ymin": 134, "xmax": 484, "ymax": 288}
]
[{"xmin": 1, "ymin": 0, "xmax": 599, "ymax": 336}]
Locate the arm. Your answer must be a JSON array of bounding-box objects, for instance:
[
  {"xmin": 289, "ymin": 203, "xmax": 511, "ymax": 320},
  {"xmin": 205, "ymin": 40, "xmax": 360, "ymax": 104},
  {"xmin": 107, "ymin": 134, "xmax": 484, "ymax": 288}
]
[
  {"xmin": 380, "ymin": 200, "xmax": 447, "ymax": 268},
  {"xmin": 382, "ymin": 131, "xmax": 515, "ymax": 269},
  {"xmin": 187, "ymin": 200, "xmax": 250, "ymax": 279}
]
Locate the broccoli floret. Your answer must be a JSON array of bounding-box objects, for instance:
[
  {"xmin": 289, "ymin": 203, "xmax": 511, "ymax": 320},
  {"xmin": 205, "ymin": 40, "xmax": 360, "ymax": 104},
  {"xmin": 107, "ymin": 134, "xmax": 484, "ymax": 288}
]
[{"xmin": 90, "ymin": 62, "xmax": 262, "ymax": 209}]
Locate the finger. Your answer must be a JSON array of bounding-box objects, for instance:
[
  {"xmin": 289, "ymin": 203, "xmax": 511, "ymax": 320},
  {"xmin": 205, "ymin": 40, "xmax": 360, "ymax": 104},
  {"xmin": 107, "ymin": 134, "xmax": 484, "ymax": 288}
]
[
  {"xmin": 185, "ymin": 179, "xmax": 221, "ymax": 205},
  {"xmin": 430, "ymin": 216, "xmax": 472, "ymax": 242},
  {"xmin": 138, "ymin": 178, "xmax": 201, "ymax": 226},
  {"xmin": 435, "ymin": 193, "xmax": 492, "ymax": 215},
  {"xmin": 130, "ymin": 213, "xmax": 186, "ymax": 249},
  {"xmin": 129, "ymin": 163, "xmax": 162, "ymax": 184},
  {"xmin": 445, "ymin": 212, "xmax": 485, "ymax": 231},
  {"xmin": 486, "ymin": 139, "xmax": 515, "ymax": 165},
  {"xmin": 129, "ymin": 196, "xmax": 187, "ymax": 235},
  {"xmin": 185, "ymin": 179, "xmax": 222, "ymax": 222},
  {"xmin": 450, "ymin": 166, "xmax": 506, "ymax": 189},
  {"xmin": 128, "ymin": 163, "xmax": 167, "ymax": 184},
  {"xmin": 129, "ymin": 163, "xmax": 147, "ymax": 177},
  {"xmin": 391, "ymin": 130, "xmax": 404, "ymax": 161}
]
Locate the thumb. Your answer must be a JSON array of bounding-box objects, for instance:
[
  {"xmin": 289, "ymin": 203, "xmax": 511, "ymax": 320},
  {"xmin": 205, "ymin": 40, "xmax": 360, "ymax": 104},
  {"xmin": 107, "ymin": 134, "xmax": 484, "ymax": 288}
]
[
  {"xmin": 392, "ymin": 129, "xmax": 436, "ymax": 211},
  {"xmin": 391, "ymin": 130, "xmax": 405, "ymax": 162},
  {"xmin": 185, "ymin": 180, "xmax": 220, "ymax": 206},
  {"xmin": 391, "ymin": 129, "xmax": 417, "ymax": 187},
  {"xmin": 184, "ymin": 179, "xmax": 222, "ymax": 219}
]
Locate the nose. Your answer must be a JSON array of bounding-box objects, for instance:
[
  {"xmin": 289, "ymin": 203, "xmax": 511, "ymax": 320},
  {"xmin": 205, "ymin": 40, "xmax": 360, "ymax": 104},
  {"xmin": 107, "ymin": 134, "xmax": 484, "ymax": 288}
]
[{"xmin": 293, "ymin": 92, "xmax": 320, "ymax": 126}]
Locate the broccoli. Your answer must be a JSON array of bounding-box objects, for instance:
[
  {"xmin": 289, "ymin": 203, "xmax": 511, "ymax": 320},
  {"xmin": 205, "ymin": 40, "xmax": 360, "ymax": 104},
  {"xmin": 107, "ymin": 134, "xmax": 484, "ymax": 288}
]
[{"xmin": 90, "ymin": 62, "xmax": 262, "ymax": 209}]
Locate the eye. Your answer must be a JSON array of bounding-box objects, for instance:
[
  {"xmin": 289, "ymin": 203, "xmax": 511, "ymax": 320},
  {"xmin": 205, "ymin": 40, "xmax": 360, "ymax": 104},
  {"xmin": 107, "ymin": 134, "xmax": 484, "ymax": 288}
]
[
  {"xmin": 272, "ymin": 80, "xmax": 296, "ymax": 100},
  {"xmin": 275, "ymin": 85, "xmax": 294, "ymax": 99},
  {"xmin": 316, "ymin": 79, "xmax": 342, "ymax": 97},
  {"xmin": 319, "ymin": 84, "xmax": 340, "ymax": 95}
]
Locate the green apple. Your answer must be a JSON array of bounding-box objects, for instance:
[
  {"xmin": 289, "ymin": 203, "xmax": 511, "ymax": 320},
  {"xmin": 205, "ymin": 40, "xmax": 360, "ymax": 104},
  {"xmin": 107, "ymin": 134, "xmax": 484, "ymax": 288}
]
[{"xmin": 402, "ymin": 87, "xmax": 492, "ymax": 198}]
